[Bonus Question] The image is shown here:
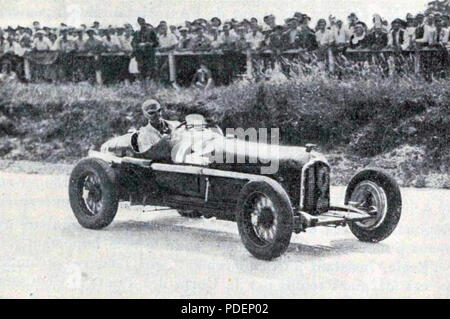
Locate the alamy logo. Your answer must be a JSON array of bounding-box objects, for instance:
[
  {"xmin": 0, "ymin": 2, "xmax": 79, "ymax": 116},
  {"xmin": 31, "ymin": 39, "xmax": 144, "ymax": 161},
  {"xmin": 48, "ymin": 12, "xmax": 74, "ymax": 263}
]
[{"xmin": 171, "ymin": 127, "xmax": 280, "ymax": 174}]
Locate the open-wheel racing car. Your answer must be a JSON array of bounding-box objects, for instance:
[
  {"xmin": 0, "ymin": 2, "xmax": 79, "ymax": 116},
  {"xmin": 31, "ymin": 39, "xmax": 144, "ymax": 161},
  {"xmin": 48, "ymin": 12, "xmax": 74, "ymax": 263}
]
[{"xmin": 69, "ymin": 114, "xmax": 402, "ymax": 260}]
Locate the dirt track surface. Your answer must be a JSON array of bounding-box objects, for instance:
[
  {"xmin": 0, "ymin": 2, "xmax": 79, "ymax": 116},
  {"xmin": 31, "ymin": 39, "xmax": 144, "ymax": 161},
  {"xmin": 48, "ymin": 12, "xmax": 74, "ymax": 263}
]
[{"xmin": 0, "ymin": 172, "xmax": 449, "ymax": 298}]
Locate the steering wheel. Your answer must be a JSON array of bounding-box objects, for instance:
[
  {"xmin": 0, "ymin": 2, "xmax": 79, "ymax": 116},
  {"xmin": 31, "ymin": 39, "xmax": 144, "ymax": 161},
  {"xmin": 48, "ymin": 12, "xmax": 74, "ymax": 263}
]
[{"xmin": 175, "ymin": 121, "xmax": 187, "ymax": 130}]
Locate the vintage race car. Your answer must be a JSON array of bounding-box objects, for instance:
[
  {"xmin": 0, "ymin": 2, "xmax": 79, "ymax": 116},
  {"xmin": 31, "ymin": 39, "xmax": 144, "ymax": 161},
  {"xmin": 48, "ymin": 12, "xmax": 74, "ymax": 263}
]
[{"xmin": 68, "ymin": 114, "xmax": 402, "ymax": 260}]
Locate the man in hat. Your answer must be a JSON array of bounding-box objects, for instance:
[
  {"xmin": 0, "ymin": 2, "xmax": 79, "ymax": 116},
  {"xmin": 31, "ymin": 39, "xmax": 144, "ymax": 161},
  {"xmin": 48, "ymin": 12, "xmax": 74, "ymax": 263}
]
[
  {"xmin": 81, "ymin": 28, "xmax": 104, "ymax": 52},
  {"xmin": 158, "ymin": 23, "xmax": 178, "ymax": 52},
  {"xmin": 73, "ymin": 29, "xmax": 85, "ymax": 51},
  {"xmin": 211, "ymin": 17, "xmax": 222, "ymax": 28},
  {"xmin": 433, "ymin": 17, "xmax": 449, "ymax": 46},
  {"xmin": 262, "ymin": 14, "xmax": 277, "ymax": 33},
  {"xmin": 388, "ymin": 19, "xmax": 408, "ymax": 51},
  {"xmin": 349, "ymin": 21, "xmax": 369, "ymax": 49},
  {"xmin": 345, "ymin": 13, "xmax": 359, "ymax": 40},
  {"xmin": 188, "ymin": 26, "xmax": 211, "ymax": 51},
  {"xmin": 218, "ymin": 24, "xmax": 238, "ymax": 49},
  {"xmin": 177, "ymin": 27, "xmax": 192, "ymax": 50},
  {"xmin": 246, "ymin": 22, "xmax": 264, "ymax": 50},
  {"xmin": 32, "ymin": 30, "xmax": 52, "ymax": 51},
  {"xmin": 315, "ymin": 19, "xmax": 332, "ymax": 47},
  {"xmin": 54, "ymin": 27, "xmax": 76, "ymax": 52},
  {"xmin": 131, "ymin": 17, "xmax": 159, "ymax": 80},
  {"xmin": 416, "ymin": 14, "xmax": 437, "ymax": 46},
  {"xmin": 134, "ymin": 99, "xmax": 181, "ymax": 159},
  {"xmin": 297, "ymin": 15, "xmax": 317, "ymax": 50},
  {"xmin": 405, "ymin": 13, "xmax": 416, "ymax": 42},
  {"xmin": 330, "ymin": 19, "xmax": 347, "ymax": 46},
  {"xmin": 365, "ymin": 23, "xmax": 388, "ymax": 50},
  {"xmin": 234, "ymin": 25, "xmax": 250, "ymax": 51},
  {"xmin": 282, "ymin": 18, "xmax": 300, "ymax": 49}
]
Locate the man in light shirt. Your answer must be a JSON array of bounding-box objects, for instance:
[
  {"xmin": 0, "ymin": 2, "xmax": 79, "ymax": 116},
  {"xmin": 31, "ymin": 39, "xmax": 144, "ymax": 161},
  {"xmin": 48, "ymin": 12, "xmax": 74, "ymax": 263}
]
[
  {"xmin": 315, "ymin": 19, "xmax": 332, "ymax": 47},
  {"xmin": 219, "ymin": 24, "xmax": 238, "ymax": 49},
  {"xmin": 416, "ymin": 14, "xmax": 437, "ymax": 46},
  {"xmin": 331, "ymin": 20, "xmax": 347, "ymax": 46},
  {"xmin": 282, "ymin": 18, "xmax": 300, "ymax": 49},
  {"xmin": 405, "ymin": 13, "xmax": 416, "ymax": 42},
  {"xmin": 345, "ymin": 13, "xmax": 359, "ymax": 42},
  {"xmin": 158, "ymin": 23, "xmax": 178, "ymax": 51},
  {"xmin": 32, "ymin": 30, "xmax": 52, "ymax": 51},
  {"xmin": 53, "ymin": 28, "xmax": 76, "ymax": 52},
  {"xmin": 246, "ymin": 23, "xmax": 264, "ymax": 50},
  {"xmin": 388, "ymin": 19, "xmax": 409, "ymax": 51}
]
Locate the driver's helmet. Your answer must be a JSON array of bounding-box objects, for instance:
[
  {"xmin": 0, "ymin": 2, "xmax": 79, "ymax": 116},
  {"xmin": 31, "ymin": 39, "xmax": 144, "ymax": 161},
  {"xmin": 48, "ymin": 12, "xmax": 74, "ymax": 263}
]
[{"xmin": 142, "ymin": 99, "xmax": 162, "ymax": 120}]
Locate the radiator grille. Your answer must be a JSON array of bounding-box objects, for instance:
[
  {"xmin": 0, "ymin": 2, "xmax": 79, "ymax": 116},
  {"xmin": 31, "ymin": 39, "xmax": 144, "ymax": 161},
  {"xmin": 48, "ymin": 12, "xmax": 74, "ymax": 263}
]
[{"xmin": 302, "ymin": 162, "xmax": 330, "ymax": 214}]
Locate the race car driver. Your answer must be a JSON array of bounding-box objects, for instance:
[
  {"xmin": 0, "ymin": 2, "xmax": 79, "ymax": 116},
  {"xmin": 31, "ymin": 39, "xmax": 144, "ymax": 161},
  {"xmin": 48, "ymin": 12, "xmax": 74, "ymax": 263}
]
[{"xmin": 134, "ymin": 99, "xmax": 181, "ymax": 159}]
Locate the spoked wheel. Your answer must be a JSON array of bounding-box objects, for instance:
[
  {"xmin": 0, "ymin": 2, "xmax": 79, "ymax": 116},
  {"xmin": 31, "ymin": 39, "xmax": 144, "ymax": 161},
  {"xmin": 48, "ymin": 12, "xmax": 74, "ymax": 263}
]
[
  {"xmin": 346, "ymin": 170, "xmax": 401, "ymax": 243},
  {"xmin": 246, "ymin": 193, "xmax": 278, "ymax": 245},
  {"xmin": 237, "ymin": 181, "xmax": 293, "ymax": 260},
  {"xmin": 82, "ymin": 173, "xmax": 104, "ymax": 216},
  {"xmin": 69, "ymin": 158, "xmax": 119, "ymax": 229}
]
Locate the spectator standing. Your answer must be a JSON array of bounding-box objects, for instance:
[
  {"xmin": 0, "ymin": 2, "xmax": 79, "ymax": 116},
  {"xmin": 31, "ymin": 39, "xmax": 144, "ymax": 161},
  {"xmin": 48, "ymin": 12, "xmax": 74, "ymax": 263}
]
[
  {"xmin": 331, "ymin": 20, "xmax": 347, "ymax": 46},
  {"xmin": 131, "ymin": 17, "xmax": 159, "ymax": 80},
  {"xmin": 177, "ymin": 27, "xmax": 192, "ymax": 50},
  {"xmin": 102, "ymin": 29, "xmax": 120, "ymax": 52},
  {"xmin": 32, "ymin": 30, "xmax": 52, "ymax": 51},
  {"xmin": 349, "ymin": 22, "xmax": 368, "ymax": 49},
  {"xmin": 345, "ymin": 13, "xmax": 359, "ymax": 41},
  {"xmin": 366, "ymin": 25, "xmax": 388, "ymax": 50},
  {"xmin": 158, "ymin": 23, "xmax": 179, "ymax": 51},
  {"xmin": 405, "ymin": 13, "xmax": 416, "ymax": 43},
  {"xmin": 219, "ymin": 25, "xmax": 238, "ymax": 49},
  {"xmin": 188, "ymin": 26, "xmax": 211, "ymax": 50},
  {"xmin": 416, "ymin": 14, "xmax": 437, "ymax": 46},
  {"xmin": 81, "ymin": 28, "xmax": 104, "ymax": 52},
  {"xmin": 388, "ymin": 19, "xmax": 408, "ymax": 51},
  {"xmin": 54, "ymin": 28, "xmax": 76, "ymax": 52},
  {"xmin": 283, "ymin": 18, "xmax": 300, "ymax": 49},
  {"xmin": 315, "ymin": 19, "xmax": 332, "ymax": 47},
  {"xmin": 246, "ymin": 23, "xmax": 264, "ymax": 50},
  {"xmin": 73, "ymin": 29, "xmax": 85, "ymax": 51}
]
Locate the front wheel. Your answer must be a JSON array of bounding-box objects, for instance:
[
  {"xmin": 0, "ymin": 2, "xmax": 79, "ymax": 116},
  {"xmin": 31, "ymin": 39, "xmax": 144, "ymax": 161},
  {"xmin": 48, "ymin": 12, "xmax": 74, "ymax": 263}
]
[
  {"xmin": 69, "ymin": 158, "xmax": 119, "ymax": 229},
  {"xmin": 346, "ymin": 170, "xmax": 402, "ymax": 243},
  {"xmin": 236, "ymin": 181, "xmax": 293, "ymax": 260}
]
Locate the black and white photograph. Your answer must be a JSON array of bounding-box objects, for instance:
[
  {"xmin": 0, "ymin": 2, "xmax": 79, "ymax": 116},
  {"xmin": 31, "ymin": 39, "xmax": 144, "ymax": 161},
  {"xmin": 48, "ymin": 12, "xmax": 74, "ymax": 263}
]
[{"xmin": 0, "ymin": 0, "xmax": 449, "ymax": 302}]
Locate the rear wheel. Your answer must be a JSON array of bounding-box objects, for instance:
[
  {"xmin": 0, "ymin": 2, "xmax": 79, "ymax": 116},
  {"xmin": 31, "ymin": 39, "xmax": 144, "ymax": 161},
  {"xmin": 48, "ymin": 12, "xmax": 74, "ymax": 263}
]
[
  {"xmin": 237, "ymin": 181, "xmax": 293, "ymax": 260},
  {"xmin": 346, "ymin": 170, "xmax": 401, "ymax": 243},
  {"xmin": 69, "ymin": 158, "xmax": 119, "ymax": 229}
]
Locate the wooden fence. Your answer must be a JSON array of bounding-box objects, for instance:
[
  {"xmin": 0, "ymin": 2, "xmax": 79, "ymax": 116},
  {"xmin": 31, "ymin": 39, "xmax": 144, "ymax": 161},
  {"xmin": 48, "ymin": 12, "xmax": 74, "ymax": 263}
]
[{"xmin": 14, "ymin": 47, "xmax": 450, "ymax": 85}]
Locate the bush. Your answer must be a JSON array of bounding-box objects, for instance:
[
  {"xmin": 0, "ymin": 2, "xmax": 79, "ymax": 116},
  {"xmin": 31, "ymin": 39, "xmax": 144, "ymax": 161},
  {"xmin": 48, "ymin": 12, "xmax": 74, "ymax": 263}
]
[{"xmin": 0, "ymin": 75, "xmax": 448, "ymax": 186}]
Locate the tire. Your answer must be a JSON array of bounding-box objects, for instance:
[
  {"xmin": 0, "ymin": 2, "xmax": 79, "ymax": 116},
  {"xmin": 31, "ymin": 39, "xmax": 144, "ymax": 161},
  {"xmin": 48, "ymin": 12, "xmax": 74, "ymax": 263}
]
[
  {"xmin": 69, "ymin": 158, "xmax": 119, "ymax": 229},
  {"xmin": 345, "ymin": 169, "xmax": 402, "ymax": 243},
  {"xmin": 236, "ymin": 181, "xmax": 293, "ymax": 260},
  {"xmin": 177, "ymin": 210, "xmax": 202, "ymax": 218}
]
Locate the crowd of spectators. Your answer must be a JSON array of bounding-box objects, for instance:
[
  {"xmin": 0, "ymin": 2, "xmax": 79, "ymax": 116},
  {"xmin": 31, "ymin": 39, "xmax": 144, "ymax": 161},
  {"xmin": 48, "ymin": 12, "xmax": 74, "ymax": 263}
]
[
  {"xmin": 2, "ymin": 10, "xmax": 449, "ymax": 56},
  {"xmin": 1, "ymin": 1, "xmax": 449, "ymax": 83}
]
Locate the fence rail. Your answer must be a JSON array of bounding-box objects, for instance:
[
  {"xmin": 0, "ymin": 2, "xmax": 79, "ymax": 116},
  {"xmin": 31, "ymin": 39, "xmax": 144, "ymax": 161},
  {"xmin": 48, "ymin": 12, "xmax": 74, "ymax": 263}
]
[{"xmin": 2, "ymin": 47, "xmax": 448, "ymax": 85}]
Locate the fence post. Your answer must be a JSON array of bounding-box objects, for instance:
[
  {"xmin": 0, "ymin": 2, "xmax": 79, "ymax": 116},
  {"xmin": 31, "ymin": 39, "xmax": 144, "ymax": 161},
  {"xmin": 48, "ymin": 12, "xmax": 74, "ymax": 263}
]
[
  {"xmin": 387, "ymin": 54, "xmax": 395, "ymax": 77},
  {"xmin": 24, "ymin": 58, "xmax": 31, "ymax": 81},
  {"xmin": 414, "ymin": 50, "xmax": 421, "ymax": 74},
  {"xmin": 328, "ymin": 47, "xmax": 335, "ymax": 73},
  {"xmin": 94, "ymin": 55, "xmax": 103, "ymax": 85},
  {"xmin": 168, "ymin": 52, "xmax": 176, "ymax": 84},
  {"xmin": 246, "ymin": 49, "xmax": 253, "ymax": 78}
]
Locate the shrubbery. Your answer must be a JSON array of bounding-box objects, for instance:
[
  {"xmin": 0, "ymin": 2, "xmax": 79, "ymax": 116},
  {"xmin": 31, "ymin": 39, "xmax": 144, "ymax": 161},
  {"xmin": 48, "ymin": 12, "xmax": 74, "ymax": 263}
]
[{"xmin": 0, "ymin": 73, "xmax": 448, "ymax": 187}]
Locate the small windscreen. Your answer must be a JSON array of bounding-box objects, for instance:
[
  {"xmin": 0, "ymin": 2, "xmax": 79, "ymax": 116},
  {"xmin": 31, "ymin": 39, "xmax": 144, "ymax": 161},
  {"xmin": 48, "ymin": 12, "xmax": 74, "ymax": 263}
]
[{"xmin": 185, "ymin": 114, "xmax": 206, "ymax": 128}]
